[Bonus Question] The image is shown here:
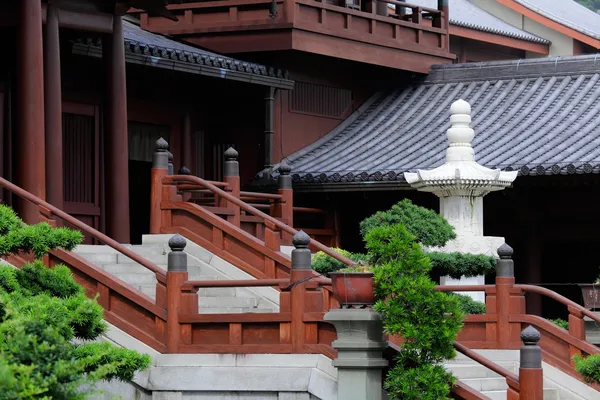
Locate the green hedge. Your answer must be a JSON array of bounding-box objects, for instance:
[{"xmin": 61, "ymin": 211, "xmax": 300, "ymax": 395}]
[
  {"xmin": 360, "ymin": 199, "xmax": 456, "ymax": 248},
  {"xmin": 428, "ymin": 252, "xmax": 496, "ymax": 279},
  {"xmin": 311, "ymin": 249, "xmax": 369, "ymax": 276},
  {"xmin": 550, "ymin": 318, "xmax": 569, "ymax": 330},
  {"xmin": 0, "ymin": 205, "xmax": 151, "ymax": 399},
  {"xmin": 574, "ymin": 354, "xmax": 600, "ymax": 384},
  {"xmin": 450, "ymin": 293, "xmax": 486, "ymax": 315}
]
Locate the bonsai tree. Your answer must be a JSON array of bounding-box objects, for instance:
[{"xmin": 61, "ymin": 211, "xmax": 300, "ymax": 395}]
[{"xmin": 0, "ymin": 205, "xmax": 151, "ymax": 399}]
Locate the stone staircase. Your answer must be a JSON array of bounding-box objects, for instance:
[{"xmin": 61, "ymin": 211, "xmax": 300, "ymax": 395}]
[{"xmin": 74, "ymin": 238, "xmax": 279, "ymax": 314}]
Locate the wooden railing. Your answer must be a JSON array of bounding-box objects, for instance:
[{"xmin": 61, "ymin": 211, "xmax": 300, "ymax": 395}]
[{"xmin": 0, "ymin": 176, "xmax": 169, "ymax": 352}]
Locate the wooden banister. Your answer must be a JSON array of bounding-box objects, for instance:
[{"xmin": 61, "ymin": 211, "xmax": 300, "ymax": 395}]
[
  {"xmin": 454, "ymin": 342, "xmax": 520, "ymax": 391},
  {"xmin": 0, "ymin": 176, "xmax": 166, "ymax": 277},
  {"xmin": 240, "ymin": 191, "xmax": 283, "ymax": 200},
  {"xmin": 164, "ymin": 175, "xmax": 356, "ymax": 267}
]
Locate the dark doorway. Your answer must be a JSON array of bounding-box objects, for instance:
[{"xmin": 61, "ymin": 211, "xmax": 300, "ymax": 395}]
[{"xmin": 128, "ymin": 121, "xmax": 170, "ymax": 244}]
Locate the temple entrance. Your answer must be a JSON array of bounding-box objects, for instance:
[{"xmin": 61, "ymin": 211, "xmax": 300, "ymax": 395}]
[{"xmin": 128, "ymin": 121, "xmax": 170, "ymax": 244}]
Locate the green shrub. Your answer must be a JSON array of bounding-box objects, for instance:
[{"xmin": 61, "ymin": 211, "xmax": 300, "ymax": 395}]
[
  {"xmin": 311, "ymin": 248, "xmax": 369, "ymax": 276},
  {"xmin": 0, "ymin": 205, "xmax": 151, "ymax": 399},
  {"xmin": 574, "ymin": 354, "xmax": 600, "ymax": 384},
  {"xmin": 367, "ymin": 224, "xmax": 464, "ymax": 399},
  {"xmin": 428, "ymin": 252, "xmax": 497, "ymax": 279},
  {"xmin": 550, "ymin": 318, "xmax": 569, "ymax": 330},
  {"xmin": 360, "ymin": 199, "xmax": 456, "ymax": 247},
  {"xmin": 449, "ymin": 293, "xmax": 486, "ymax": 315}
]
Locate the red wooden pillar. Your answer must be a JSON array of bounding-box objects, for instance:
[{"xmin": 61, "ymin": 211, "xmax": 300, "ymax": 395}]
[
  {"xmin": 519, "ymin": 326, "xmax": 543, "ymax": 400},
  {"xmin": 290, "ymin": 231, "xmax": 312, "ymax": 353},
  {"xmin": 166, "ymin": 234, "xmax": 188, "ymax": 353},
  {"xmin": 17, "ymin": 0, "xmax": 46, "ymax": 223},
  {"xmin": 496, "ymin": 244, "xmax": 515, "ymax": 348},
  {"xmin": 568, "ymin": 305, "xmax": 586, "ymax": 366},
  {"xmin": 182, "ymin": 111, "xmax": 193, "ymax": 173},
  {"xmin": 275, "ymin": 161, "xmax": 293, "ymax": 244},
  {"xmin": 44, "ymin": 1, "xmax": 63, "ymax": 212},
  {"xmin": 223, "ymin": 147, "xmax": 240, "ymax": 227},
  {"xmin": 150, "ymin": 138, "xmax": 169, "ymax": 234},
  {"xmin": 104, "ymin": 14, "xmax": 130, "ymax": 243},
  {"xmin": 437, "ymin": 0, "xmax": 450, "ymax": 50}
]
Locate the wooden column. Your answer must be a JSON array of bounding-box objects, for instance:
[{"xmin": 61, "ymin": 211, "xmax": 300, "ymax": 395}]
[
  {"xmin": 496, "ymin": 244, "xmax": 515, "ymax": 348},
  {"xmin": 104, "ymin": 15, "xmax": 130, "ymax": 243},
  {"xmin": 276, "ymin": 161, "xmax": 293, "ymax": 244},
  {"xmin": 290, "ymin": 231, "xmax": 312, "ymax": 353},
  {"xmin": 264, "ymin": 87, "xmax": 276, "ymax": 169},
  {"xmin": 150, "ymin": 138, "xmax": 169, "ymax": 234},
  {"xmin": 44, "ymin": 2, "xmax": 63, "ymax": 211},
  {"xmin": 17, "ymin": 0, "xmax": 46, "ymax": 223},
  {"xmin": 438, "ymin": 0, "xmax": 450, "ymax": 50},
  {"xmin": 166, "ymin": 235, "xmax": 188, "ymax": 353},
  {"xmin": 223, "ymin": 147, "xmax": 240, "ymax": 227},
  {"xmin": 519, "ymin": 326, "xmax": 543, "ymax": 400},
  {"xmin": 182, "ymin": 110, "xmax": 193, "ymax": 172}
]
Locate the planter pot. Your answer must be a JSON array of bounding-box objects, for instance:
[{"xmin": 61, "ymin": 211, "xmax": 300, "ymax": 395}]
[
  {"xmin": 579, "ymin": 284, "xmax": 600, "ymax": 310},
  {"xmin": 330, "ymin": 272, "xmax": 375, "ymax": 307}
]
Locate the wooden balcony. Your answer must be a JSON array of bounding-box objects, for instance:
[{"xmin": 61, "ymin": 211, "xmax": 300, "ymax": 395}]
[{"xmin": 133, "ymin": 0, "xmax": 454, "ymax": 73}]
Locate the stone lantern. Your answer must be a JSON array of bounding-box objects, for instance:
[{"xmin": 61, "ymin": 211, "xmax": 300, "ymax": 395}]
[{"xmin": 404, "ymin": 99, "xmax": 518, "ymax": 302}]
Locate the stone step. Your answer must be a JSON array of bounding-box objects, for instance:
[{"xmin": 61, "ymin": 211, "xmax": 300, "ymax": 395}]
[
  {"xmin": 481, "ymin": 388, "xmax": 558, "ymax": 400},
  {"xmin": 197, "ymin": 297, "xmax": 257, "ymax": 309},
  {"xmin": 461, "ymin": 377, "xmax": 507, "ymax": 392},
  {"xmin": 445, "ymin": 364, "xmax": 517, "ymax": 379},
  {"xmin": 102, "ymin": 263, "xmax": 159, "ymax": 275},
  {"xmin": 117, "ymin": 253, "xmax": 168, "ymax": 265},
  {"xmin": 112, "ymin": 273, "xmax": 158, "ymax": 286}
]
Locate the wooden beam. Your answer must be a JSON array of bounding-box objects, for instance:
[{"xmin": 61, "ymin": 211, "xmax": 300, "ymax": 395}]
[{"xmin": 450, "ymin": 25, "xmax": 549, "ymax": 55}]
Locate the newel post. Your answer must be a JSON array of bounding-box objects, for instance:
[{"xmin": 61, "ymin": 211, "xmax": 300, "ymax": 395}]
[
  {"xmin": 519, "ymin": 326, "xmax": 543, "ymax": 400},
  {"xmin": 277, "ymin": 161, "xmax": 293, "ymax": 244},
  {"xmin": 166, "ymin": 234, "xmax": 188, "ymax": 353},
  {"xmin": 150, "ymin": 138, "xmax": 169, "ymax": 234},
  {"xmin": 167, "ymin": 150, "xmax": 174, "ymax": 176},
  {"xmin": 496, "ymin": 243, "xmax": 519, "ymax": 348},
  {"xmin": 324, "ymin": 294, "xmax": 388, "ymax": 399},
  {"xmin": 290, "ymin": 231, "xmax": 312, "ymax": 352},
  {"xmin": 223, "ymin": 147, "xmax": 241, "ymax": 227}
]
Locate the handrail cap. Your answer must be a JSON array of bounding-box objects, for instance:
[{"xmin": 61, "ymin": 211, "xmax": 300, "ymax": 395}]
[
  {"xmin": 497, "ymin": 243, "xmax": 513, "ymax": 259},
  {"xmin": 169, "ymin": 234, "xmax": 187, "ymax": 251},
  {"xmin": 293, "ymin": 230, "xmax": 311, "ymax": 248},
  {"xmin": 224, "ymin": 147, "xmax": 239, "ymax": 160},
  {"xmin": 521, "ymin": 325, "xmax": 541, "ymax": 345},
  {"xmin": 155, "ymin": 137, "xmax": 169, "ymax": 151}
]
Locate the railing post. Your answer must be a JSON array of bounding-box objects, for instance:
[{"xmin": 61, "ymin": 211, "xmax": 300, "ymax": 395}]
[
  {"xmin": 568, "ymin": 305, "xmax": 586, "ymax": 366},
  {"xmin": 437, "ymin": 0, "xmax": 450, "ymax": 50},
  {"xmin": 290, "ymin": 231, "xmax": 312, "ymax": 353},
  {"xmin": 223, "ymin": 147, "xmax": 241, "ymax": 227},
  {"xmin": 166, "ymin": 234, "xmax": 188, "ymax": 353},
  {"xmin": 519, "ymin": 326, "xmax": 543, "ymax": 400},
  {"xmin": 150, "ymin": 138, "xmax": 169, "ymax": 234},
  {"xmin": 167, "ymin": 150, "xmax": 174, "ymax": 176},
  {"xmin": 496, "ymin": 243, "xmax": 515, "ymax": 348},
  {"xmin": 277, "ymin": 161, "xmax": 293, "ymax": 245},
  {"xmin": 178, "ymin": 166, "xmax": 192, "ymax": 202}
]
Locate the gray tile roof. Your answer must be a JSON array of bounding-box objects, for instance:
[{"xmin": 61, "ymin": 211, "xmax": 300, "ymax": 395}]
[
  {"xmin": 284, "ymin": 55, "xmax": 600, "ymax": 184},
  {"xmin": 408, "ymin": 0, "xmax": 548, "ymax": 44},
  {"xmin": 71, "ymin": 20, "xmax": 294, "ymax": 90},
  {"xmin": 515, "ymin": 0, "xmax": 600, "ymax": 40}
]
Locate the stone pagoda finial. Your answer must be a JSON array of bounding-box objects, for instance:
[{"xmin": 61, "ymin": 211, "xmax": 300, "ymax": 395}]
[{"xmin": 404, "ymin": 99, "xmax": 518, "ymax": 197}]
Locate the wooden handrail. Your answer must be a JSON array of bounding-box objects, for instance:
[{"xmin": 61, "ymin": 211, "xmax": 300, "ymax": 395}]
[
  {"xmin": 516, "ymin": 284, "xmax": 600, "ymax": 324},
  {"xmin": 454, "ymin": 342, "xmax": 520, "ymax": 391},
  {"xmin": 183, "ymin": 278, "xmax": 289, "ymax": 289},
  {"xmin": 0, "ymin": 177, "xmax": 166, "ymax": 277},
  {"xmin": 436, "ymin": 285, "xmax": 495, "ymax": 292},
  {"xmin": 164, "ymin": 175, "xmax": 356, "ymax": 267},
  {"xmin": 293, "ymin": 206, "xmax": 326, "ymax": 214},
  {"xmin": 240, "ymin": 191, "xmax": 283, "ymax": 200}
]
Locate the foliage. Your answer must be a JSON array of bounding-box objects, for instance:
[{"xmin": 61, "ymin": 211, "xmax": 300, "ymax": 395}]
[
  {"xmin": 450, "ymin": 293, "xmax": 486, "ymax": 315},
  {"xmin": 366, "ymin": 224, "xmax": 464, "ymax": 399},
  {"xmin": 0, "ymin": 206, "xmax": 151, "ymax": 399},
  {"xmin": 550, "ymin": 318, "xmax": 569, "ymax": 330},
  {"xmin": 574, "ymin": 354, "xmax": 600, "ymax": 384},
  {"xmin": 428, "ymin": 251, "xmax": 496, "ymax": 279},
  {"xmin": 575, "ymin": 0, "xmax": 600, "ymax": 12},
  {"xmin": 359, "ymin": 199, "xmax": 456, "ymax": 248},
  {"xmin": 0, "ymin": 205, "xmax": 82, "ymax": 258},
  {"xmin": 311, "ymin": 248, "xmax": 369, "ymax": 276}
]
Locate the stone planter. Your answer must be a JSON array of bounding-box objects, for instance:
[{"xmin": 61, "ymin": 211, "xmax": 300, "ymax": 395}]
[
  {"xmin": 330, "ymin": 272, "xmax": 375, "ymax": 307},
  {"xmin": 579, "ymin": 284, "xmax": 600, "ymax": 310}
]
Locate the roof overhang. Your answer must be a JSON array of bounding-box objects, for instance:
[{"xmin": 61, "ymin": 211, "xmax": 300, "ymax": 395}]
[
  {"xmin": 497, "ymin": 0, "xmax": 600, "ymax": 49},
  {"xmin": 450, "ymin": 25, "xmax": 549, "ymax": 54}
]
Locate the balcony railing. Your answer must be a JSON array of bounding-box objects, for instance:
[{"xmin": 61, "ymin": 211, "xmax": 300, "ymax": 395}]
[{"xmin": 135, "ymin": 0, "xmax": 450, "ymax": 55}]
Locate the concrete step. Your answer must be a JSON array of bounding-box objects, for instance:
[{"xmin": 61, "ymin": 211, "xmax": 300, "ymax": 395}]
[
  {"xmin": 481, "ymin": 388, "xmax": 558, "ymax": 400},
  {"xmin": 461, "ymin": 377, "xmax": 507, "ymax": 392},
  {"xmin": 113, "ymin": 273, "xmax": 158, "ymax": 286},
  {"xmin": 445, "ymin": 364, "xmax": 517, "ymax": 379},
  {"xmin": 102, "ymin": 263, "xmax": 158, "ymax": 275},
  {"xmin": 197, "ymin": 297, "xmax": 257, "ymax": 309},
  {"xmin": 117, "ymin": 253, "xmax": 168, "ymax": 265}
]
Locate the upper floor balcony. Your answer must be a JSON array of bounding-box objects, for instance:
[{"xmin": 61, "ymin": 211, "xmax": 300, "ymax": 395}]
[{"xmin": 132, "ymin": 0, "xmax": 454, "ymax": 73}]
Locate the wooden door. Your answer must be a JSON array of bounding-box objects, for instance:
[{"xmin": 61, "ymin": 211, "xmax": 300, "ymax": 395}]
[{"xmin": 62, "ymin": 102, "xmax": 100, "ymax": 244}]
